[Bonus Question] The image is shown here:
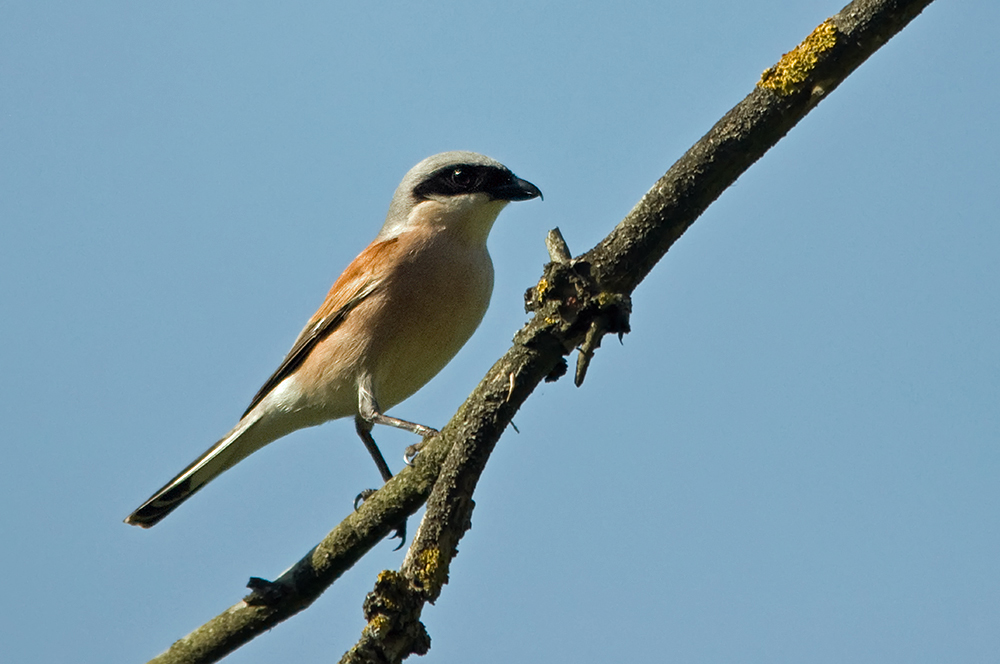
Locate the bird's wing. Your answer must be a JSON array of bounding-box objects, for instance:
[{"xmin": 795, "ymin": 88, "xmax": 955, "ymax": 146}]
[{"xmin": 240, "ymin": 237, "xmax": 400, "ymax": 418}]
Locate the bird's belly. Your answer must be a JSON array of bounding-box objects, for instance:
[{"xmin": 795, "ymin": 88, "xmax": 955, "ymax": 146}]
[{"xmin": 369, "ymin": 251, "xmax": 493, "ymax": 409}]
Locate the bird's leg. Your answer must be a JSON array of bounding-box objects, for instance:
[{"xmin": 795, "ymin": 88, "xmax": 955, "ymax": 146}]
[
  {"xmin": 358, "ymin": 376, "xmax": 438, "ymax": 436},
  {"xmin": 361, "ymin": 406, "xmax": 438, "ymax": 438},
  {"xmin": 354, "ymin": 415, "xmax": 395, "ymax": 484},
  {"xmin": 357, "ymin": 382, "xmax": 438, "ymax": 457},
  {"xmin": 353, "ymin": 415, "xmax": 407, "ymax": 549},
  {"xmin": 353, "ymin": 383, "xmax": 440, "ymax": 548}
]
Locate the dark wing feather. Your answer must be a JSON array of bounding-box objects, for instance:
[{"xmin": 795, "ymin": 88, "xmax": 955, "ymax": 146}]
[{"xmin": 241, "ymin": 279, "xmax": 379, "ymax": 418}]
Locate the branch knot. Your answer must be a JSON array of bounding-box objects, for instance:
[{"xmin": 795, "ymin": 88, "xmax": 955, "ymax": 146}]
[
  {"xmin": 524, "ymin": 257, "xmax": 632, "ymax": 386},
  {"xmin": 342, "ymin": 570, "xmax": 431, "ymax": 663}
]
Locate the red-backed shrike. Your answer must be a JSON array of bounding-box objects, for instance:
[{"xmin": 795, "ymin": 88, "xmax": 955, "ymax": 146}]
[{"xmin": 125, "ymin": 151, "xmax": 541, "ymax": 529}]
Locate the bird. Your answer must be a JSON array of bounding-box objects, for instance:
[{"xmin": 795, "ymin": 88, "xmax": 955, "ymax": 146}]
[{"xmin": 125, "ymin": 151, "xmax": 541, "ymax": 530}]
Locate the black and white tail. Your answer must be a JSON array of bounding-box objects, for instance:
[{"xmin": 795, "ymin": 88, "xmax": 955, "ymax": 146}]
[{"xmin": 124, "ymin": 415, "xmax": 272, "ymax": 528}]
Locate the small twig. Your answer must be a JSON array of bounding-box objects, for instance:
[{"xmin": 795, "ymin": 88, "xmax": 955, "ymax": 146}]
[
  {"xmin": 545, "ymin": 227, "xmax": 572, "ymax": 263},
  {"xmin": 575, "ymin": 318, "xmax": 607, "ymax": 387}
]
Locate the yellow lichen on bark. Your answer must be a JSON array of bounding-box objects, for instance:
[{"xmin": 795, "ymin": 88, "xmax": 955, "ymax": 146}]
[
  {"xmin": 366, "ymin": 614, "xmax": 390, "ymax": 637},
  {"xmin": 417, "ymin": 547, "xmax": 440, "ymax": 571},
  {"xmin": 413, "ymin": 547, "xmax": 445, "ymax": 594},
  {"xmin": 759, "ymin": 19, "xmax": 838, "ymax": 96},
  {"xmin": 535, "ymin": 277, "xmax": 551, "ymax": 301}
]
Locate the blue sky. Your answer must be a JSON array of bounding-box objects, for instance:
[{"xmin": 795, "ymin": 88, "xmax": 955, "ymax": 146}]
[{"xmin": 2, "ymin": 1, "xmax": 998, "ymax": 662}]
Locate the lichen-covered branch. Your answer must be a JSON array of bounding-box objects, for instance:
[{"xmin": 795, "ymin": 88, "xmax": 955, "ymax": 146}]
[
  {"xmin": 584, "ymin": 0, "xmax": 935, "ymax": 295},
  {"xmin": 143, "ymin": 1, "xmax": 935, "ymax": 662}
]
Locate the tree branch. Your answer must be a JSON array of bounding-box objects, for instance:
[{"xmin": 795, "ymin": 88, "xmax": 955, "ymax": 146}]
[{"xmin": 144, "ymin": 1, "xmax": 935, "ymax": 662}]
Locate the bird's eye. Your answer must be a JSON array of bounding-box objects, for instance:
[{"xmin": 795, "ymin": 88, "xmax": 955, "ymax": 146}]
[
  {"xmin": 449, "ymin": 167, "xmax": 474, "ymax": 188},
  {"xmin": 413, "ymin": 164, "xmax": 487, "ymax": 199}
]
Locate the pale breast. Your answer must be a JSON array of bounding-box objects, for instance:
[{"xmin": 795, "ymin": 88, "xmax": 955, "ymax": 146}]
[{"xmin": 365, "ymin": 230, "xmax": 494, "ymax": 409}]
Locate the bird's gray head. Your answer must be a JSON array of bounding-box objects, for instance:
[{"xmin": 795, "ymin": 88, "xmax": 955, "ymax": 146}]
[{"xmin": 379, "ymin": 151, "xmax": 542, "ymax": 241}]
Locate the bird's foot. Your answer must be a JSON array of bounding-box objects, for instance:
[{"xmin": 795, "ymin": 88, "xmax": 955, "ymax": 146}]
[
  {"xmin": 403, "ymin": 441, "xmax": 427, "ymax": 465},
  {"xmin": 388, "ymin": 519, "xmax": 407, "ymax": 550},
  {"xmin": 354, "ymin": 488, "xmax": 408, "ymax": 550},
  {"xmin": 354, "ymin": 488, "xmax": 376, "ymax": 510}
]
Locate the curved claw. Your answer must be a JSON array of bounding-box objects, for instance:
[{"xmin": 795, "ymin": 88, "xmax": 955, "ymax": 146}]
[
  {"xmin": 390, "ymin": 519, "xmax": 407, "ymax": 550},
  {"xmin": 403, "ymin": 442, "xmax": 425, "ymax": 466},
  {"xmin": 354, "ymin": 488, "xmax": 408, "ymax": 550},
  {"xmin": 354, "ymin": 488, "xmax": 376, "ymax": 511}
]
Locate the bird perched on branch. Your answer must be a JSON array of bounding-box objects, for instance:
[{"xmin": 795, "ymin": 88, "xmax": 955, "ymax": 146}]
[{"xmin": 125, "ymin": 151, "xmax": 541, "ymax": 535}]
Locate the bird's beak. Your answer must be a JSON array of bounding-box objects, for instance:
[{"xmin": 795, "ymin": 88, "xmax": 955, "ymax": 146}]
[{"xmin": 491, "ymin": 176, "xmax": 543, "ymax": 202}]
